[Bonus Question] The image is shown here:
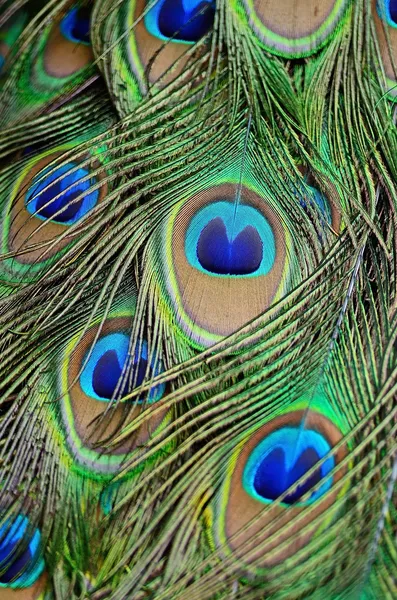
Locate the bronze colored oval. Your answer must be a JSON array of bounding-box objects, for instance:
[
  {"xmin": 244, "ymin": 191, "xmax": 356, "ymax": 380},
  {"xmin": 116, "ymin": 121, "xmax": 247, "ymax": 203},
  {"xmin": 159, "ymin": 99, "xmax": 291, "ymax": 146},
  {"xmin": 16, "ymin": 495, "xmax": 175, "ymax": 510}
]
[
  {"xmin": 222, "ymin": 411, "xmax": 347, "ymax": 567},
  {"xmin": 8, "ymin": 152, "xmax": 107, "ymax": 265},
  {"xmin": 171, "ymin": 184, "xmax": 288, "ymax": 338},
  {"xmin": 250, "ymin": 0, "xmax": 338, "ymax": 39},
  {"xmin": 66, "ymin": 316, "xmax": 168, "ymax": 455}
]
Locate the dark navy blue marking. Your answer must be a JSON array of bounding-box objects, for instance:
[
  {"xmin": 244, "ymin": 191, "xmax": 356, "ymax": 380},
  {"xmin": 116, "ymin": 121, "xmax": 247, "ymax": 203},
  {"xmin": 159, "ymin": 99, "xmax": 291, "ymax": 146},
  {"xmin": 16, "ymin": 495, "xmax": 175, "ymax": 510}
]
[
  {"xmin": 196, "ymin": 218, "xmax": 263, "ymax": 275},
  {"xmin": 60, "ymin": 6, "xmax": 91, "ymax": 45},
  {"xmin": 25, "ymin": 163, "xmax": 98, "ymax": 225},
  {"xmin": 243, "ymin": 427, "xmax": 335, "ymax": 505},
  {"xmin": 145, "ymin": 0, "xmax": 215, "ymax": 43},
  {"xmin": 253, "ymin": 446, "xmax": 323, "ymax": 504},
  {"xmin": 185, "ymin": 201, "xmax": 275, "ymax": 277}
]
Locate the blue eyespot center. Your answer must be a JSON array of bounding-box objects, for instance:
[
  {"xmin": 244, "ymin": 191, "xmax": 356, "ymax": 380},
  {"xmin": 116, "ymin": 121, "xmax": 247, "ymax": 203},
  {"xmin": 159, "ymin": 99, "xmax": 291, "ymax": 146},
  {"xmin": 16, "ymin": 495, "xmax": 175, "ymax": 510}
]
[
  {"xmin": 60, "ymin": 6, "xmax": 91, "ymax": 45},
  {"xmin": 145, "ymin": 0, "xmax": 215, "ymax": 43},
  {"xmin": 197, "ymin": 218, "xmax": 263, "ymax": 275},
  {"xmin": 391, "ymin": 1, "xmax": 397, "ymax": 23},
  {"xmin": 92, "ymin": 350, "xmax": 129, "ymax": 399},
  {"xmin": 243, "ymin": 427, "xmax": 335, "ymax": 505},
  {"xmin": 92, "ymin": 349, "xmax": 149, "ymax": 400},
  {"xmin": 253, "ymin": 446, "xmax": 323, "ymax": 504},
  {"xmin": 25, "ymin": 164, "xmax": 99, "ymax": 225},
  {"xmin": 0, "ymin": 516, "xmax": 44, "ymax": 588},
  {"xmin": 80, "ymin": 333, "xmax": 165, "ymax": 403},
  {"xmin": 185, "ymin": 201, "xmax": 275, "ymax": 277}
]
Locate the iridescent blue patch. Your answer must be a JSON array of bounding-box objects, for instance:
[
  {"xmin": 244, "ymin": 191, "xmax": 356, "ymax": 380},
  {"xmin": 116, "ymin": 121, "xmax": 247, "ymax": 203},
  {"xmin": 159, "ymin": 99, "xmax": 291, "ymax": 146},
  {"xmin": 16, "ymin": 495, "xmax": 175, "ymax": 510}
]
[
  {"xmin": 196, "ymin": 218, "xmax": 263, "ymax": 275},
  {"xmin": 144, "ymin": 0, "xmax": 215, "ymax": 43},
  {"xmin": 243, "ymin": 427, "xmax": 334, "ymax": 505},
  {"xmin": 185, "ymin": 201, "xmax": 275, "ymax": 277},
  {"xmin": 0, "ymin": 516, "xmax": 44, "ymax": 588},
  {"xmin": 25, "ymin": 164, "xmax": 99, "ymax": 225},
  {"xmin": 60, "ymin": 6, "xmax": 91, "ymax": 45},
  {"xmin": 377, "ymin": 1, "xmax": 397, "ymax": 26},
  {"xmin": 100, "ymin": 481, "xmax": 122, "ymax": 515},
  {"xmin": 80, "ymin": 333, "xmax": 165, "ymax": 403},
  {"xmin": 299, "ymin": 185, "xmax": 332, "ymax": 224},
  {"xmin": 0, "ymin": 55, "xmax": 5, "ymax": 73}
]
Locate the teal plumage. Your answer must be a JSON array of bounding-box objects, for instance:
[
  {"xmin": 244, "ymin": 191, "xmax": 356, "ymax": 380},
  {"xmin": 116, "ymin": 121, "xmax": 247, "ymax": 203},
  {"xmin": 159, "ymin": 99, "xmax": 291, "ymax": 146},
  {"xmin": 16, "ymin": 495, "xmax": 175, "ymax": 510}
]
[{"xmin": 0, "ymin": 1, "xmax": 395, "ymax": 599}]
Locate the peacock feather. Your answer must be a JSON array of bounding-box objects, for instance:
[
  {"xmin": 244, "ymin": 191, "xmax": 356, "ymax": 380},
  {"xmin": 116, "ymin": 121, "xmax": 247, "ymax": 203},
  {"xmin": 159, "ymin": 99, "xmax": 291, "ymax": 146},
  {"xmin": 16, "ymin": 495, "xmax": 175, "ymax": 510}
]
[
  {"xmin": 0, "ymin": 0, "xmax": 395, "ymax": 599},
  {"xmin": 0, "ymin": 0, "xmax": 96, "ymax": 126}
]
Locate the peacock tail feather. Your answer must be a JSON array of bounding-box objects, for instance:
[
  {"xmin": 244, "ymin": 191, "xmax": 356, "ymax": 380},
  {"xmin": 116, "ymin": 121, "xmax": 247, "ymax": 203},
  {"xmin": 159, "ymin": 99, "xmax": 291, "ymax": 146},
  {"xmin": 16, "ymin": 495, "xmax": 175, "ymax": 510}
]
[
  {"xmin": 0, "ymin": 0, "xmax": 395, "ymax": 598},
  {"xmin": 0, "ymin": 0, "xmax": 96, "ymax": 126}
]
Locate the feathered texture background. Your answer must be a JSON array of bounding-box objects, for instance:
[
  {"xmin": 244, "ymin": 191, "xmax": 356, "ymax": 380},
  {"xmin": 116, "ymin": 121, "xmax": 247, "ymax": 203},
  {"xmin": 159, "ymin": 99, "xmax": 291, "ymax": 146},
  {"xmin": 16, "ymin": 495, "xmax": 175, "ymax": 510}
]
[{"xmin": 0, "ymin": 0, "xmax": 395, "ymax": 598}]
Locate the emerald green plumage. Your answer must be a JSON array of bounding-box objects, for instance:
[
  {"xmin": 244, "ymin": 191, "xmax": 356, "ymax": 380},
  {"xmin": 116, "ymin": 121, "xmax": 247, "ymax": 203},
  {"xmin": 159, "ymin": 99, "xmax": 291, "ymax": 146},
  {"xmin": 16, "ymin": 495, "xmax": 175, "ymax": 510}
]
[{"xmin": 0, "ymin": 1, "xmax": 395, "ymax": 598}]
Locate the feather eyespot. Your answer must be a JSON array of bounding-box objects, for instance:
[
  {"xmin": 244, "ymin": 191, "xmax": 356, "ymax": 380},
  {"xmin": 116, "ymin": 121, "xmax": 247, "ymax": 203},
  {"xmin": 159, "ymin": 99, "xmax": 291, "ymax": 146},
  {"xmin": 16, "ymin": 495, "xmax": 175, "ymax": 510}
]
[
  {"xmin": 0, "ymin": 11, "xmax": 28, "ymax": 75},
  {"xmin": 145, "ymin": 0, "xmax": 216, "ymax": 43},
  {"xmin": 0, "ymin": 148, "xmax": 107, "ymax": 287},
  {"xmin": 296, "ymin": 169, "xmax": 341, "ymax": 232},
  {"xmin": 152, "ymin": 182, "xmax": 293, "ymax": 348},
  {"xmin": 92, "ymin": 0, "xmax": 215, "ymax": 115},
  {"xmin": 208, "ymin": 409, "xmax": 348, "ymax": 569},
  {"xmin": 0, "ymin": 4, "xmax": 95, "ymax": 125},
  {"xmin": 57, "ymin": 308, "xmax": 169, "ymax": 476},
  {"xmin": 25, "ymin": 163, "xmax": 99, "ymax": 225},
  {"xmin": 60, "ymin": 6, "xmax": 91, "ymax": 45},
  {"xmin": 0, "ymin": 516, "xmax": 44, "ymax": 588},
  {"xmin": 373, "ymin": 0, "xmax": 397, "ymax": 99},
  {"xmin": 299, "ymin": 185, "xmax": 332, "ymax": 225}
]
